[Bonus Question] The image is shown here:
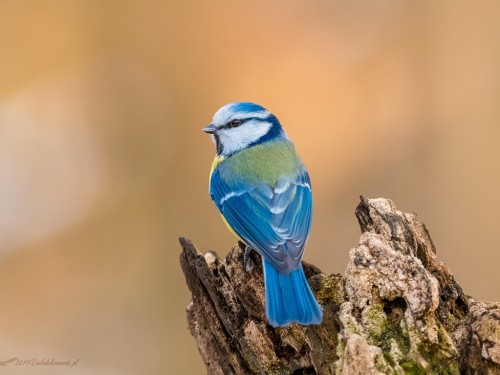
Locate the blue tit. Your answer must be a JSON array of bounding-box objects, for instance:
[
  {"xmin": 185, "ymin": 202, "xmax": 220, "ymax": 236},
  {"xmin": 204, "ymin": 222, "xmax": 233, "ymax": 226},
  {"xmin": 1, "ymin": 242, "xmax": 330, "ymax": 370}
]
[{"xmin": 203, "ymin": 102, "xmax": 323, "ymax": 327}]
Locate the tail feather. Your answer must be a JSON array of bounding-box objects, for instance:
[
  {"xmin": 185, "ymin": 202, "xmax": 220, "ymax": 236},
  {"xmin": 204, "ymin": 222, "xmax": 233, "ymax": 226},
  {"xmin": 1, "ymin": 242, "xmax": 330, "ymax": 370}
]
[{"xmin": 263, "ymin": 258, "xmax": 323, "ymax": 327}]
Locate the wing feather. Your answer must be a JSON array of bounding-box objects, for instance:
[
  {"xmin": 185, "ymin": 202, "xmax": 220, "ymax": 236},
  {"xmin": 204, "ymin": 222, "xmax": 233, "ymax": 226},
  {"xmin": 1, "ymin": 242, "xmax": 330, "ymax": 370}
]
[{"xmin": 210, "ymin": 166, "xmax": 312, "ymax": 273}]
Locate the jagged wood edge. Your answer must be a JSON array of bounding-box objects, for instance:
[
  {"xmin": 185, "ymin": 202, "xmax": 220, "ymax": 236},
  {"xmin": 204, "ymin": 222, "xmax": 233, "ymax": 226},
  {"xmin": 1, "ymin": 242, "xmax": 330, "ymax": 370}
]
[{"xmin": 180, "ymin": 196, "xmax": 500, "ymax": 375}]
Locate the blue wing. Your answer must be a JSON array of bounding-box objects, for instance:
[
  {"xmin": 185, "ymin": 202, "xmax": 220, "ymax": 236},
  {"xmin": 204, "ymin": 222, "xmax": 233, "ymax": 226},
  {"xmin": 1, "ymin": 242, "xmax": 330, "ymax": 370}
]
[{"xmin": 210, "ymin": 166, "xmax": 312, "ymax": 274}]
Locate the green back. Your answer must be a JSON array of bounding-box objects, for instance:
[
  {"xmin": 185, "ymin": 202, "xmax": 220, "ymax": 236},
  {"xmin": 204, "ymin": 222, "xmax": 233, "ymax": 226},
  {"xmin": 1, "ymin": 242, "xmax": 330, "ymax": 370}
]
[{"xmin": 218, "ymin": 140, "xmax": 302, "ymax": 186}]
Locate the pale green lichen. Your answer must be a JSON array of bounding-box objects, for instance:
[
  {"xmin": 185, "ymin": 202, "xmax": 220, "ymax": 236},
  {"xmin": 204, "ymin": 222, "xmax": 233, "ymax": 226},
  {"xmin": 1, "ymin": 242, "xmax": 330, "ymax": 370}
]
[
  {"xmin": 338, "ymin": 303, "xmax": 363, "ymax": 337},
  {"xmin": 373, "ymin": 349, "xmax": 391, "ymax": 373},
  {"xmin": 399, "ymin": 360, "xmax": 427, "ymax": 375},
  {"xmin": 417, "ymin": 344, "xmax": 460, "ymax": 375},
  {"xmin": 316, "ymin": 274, "xmax": 344, "ymax": 307},
  {"xmin": 336, "ymin": 296, "xmax": 463, "ymax": 375},
  {"xmin": 380, "ymin": 318, "xmax": 411, "ymax": 366},
  {"xmin": 335, "ymin": 336, "xmax": 346, "ymax": 366},
  {"xmin": 362, "ymin": 304, "xmax": 388, "ymax": 342},
  {"xmin": 402, "ymin": 321, "xmax": 460, "ymax": 374},
  {"xmin": 359, "ymin": 300, "xmax": 411, "ymax": 369}
]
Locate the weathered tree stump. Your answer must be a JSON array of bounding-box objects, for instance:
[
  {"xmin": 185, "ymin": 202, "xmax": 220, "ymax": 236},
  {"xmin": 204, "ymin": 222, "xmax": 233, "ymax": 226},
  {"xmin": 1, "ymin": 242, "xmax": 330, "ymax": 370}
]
[{"xmin": 180, "ymin": 197, "xmax": 500, "ymax": 374}]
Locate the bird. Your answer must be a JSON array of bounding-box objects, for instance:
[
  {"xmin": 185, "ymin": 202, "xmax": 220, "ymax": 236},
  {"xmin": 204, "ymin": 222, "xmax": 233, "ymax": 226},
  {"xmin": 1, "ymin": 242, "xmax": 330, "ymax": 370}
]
[{"xmin": 203, "ymin": 102, "xmax": 323, "ymax": 327}]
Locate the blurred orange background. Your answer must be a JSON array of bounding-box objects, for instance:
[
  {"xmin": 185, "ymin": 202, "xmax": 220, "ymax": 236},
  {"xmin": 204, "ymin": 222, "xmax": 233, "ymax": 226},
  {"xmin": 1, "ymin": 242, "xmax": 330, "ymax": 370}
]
[{"xmin": 0, "ymin": 1, "xmax": 499, "ymax": 374}]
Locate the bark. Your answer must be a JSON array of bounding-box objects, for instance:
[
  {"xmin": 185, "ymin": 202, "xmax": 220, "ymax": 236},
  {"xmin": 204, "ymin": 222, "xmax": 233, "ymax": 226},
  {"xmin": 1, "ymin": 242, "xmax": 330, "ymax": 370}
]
[{"xmin": 179, "ymin": 197, "xmax": 500, "ymax": 375}]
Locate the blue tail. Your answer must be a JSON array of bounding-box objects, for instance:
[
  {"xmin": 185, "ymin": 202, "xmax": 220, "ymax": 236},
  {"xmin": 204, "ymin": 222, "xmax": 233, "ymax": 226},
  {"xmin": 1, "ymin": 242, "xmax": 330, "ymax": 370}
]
[{"xmin": 263, "ymin": 258, "xmax": 323, "ymax": 327}]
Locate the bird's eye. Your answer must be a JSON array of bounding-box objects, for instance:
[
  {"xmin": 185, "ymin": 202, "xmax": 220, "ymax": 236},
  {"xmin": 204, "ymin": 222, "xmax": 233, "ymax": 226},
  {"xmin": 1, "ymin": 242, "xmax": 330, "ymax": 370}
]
[{"xmin": 227, "ymin": 119, "xmax": 242, "ymax": 128}]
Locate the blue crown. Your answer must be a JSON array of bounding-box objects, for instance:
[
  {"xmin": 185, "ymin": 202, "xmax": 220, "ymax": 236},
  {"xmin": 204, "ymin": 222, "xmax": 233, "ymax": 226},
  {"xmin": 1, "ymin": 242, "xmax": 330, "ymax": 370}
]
[{"xmin": 230, "ymin": 102, "xmax": 268, "ymax": 114}]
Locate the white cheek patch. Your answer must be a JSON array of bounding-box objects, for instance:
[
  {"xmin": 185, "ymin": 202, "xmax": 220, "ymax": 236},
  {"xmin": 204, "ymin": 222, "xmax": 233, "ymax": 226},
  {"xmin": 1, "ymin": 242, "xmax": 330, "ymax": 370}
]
[{"xmin": 218, "ymin": 120, "xmax": 272, "ymax": 155}]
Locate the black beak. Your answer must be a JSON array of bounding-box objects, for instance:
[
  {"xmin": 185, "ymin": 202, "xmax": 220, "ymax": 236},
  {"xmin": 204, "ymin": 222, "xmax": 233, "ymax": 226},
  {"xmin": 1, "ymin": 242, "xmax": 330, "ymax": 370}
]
[{"xmin": 202, "ymin": 124, "xmax": 216, "ymax": 134}]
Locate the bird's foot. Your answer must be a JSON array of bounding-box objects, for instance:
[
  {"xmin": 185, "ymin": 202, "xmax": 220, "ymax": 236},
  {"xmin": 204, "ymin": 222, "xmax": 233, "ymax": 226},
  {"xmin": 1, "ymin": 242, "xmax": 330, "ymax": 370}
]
[{"xmin": 244, "ymin": 246, "xmax": 255, "ymax": 272}]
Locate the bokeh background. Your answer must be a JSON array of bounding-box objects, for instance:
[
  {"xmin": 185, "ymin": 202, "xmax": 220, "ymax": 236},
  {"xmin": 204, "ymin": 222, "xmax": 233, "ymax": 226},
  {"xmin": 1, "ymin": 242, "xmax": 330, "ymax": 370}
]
[{"xmin": 0, "ymin": 1, "xmax": 499, "ymax": 374}]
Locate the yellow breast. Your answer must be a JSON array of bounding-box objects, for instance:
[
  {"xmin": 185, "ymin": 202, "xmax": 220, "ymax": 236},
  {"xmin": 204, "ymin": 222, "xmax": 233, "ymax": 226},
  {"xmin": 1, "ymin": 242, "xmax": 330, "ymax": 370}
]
[
  {"xmin": 209, "ymin": 154, "xmax": 245, "ymax": 242},
  {"xmin": 221, "ymin": 213, "xmax": 241, "ymax": 240},
  {"xmin": 209, "ymin": 154, "xmax": 225, "ymax": 186}
]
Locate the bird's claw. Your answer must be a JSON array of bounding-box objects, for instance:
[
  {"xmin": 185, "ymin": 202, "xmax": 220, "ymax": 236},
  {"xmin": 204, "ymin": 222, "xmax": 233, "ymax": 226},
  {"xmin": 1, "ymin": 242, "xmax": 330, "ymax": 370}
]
[{"xmin": 244, "ymin": 246, "xmax": 254, "ymax": 272}]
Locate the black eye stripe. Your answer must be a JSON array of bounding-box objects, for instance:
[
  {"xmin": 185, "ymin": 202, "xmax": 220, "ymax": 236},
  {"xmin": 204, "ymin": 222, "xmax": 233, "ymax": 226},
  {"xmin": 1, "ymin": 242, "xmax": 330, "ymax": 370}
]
[
  {"xmin": 221, "ymin": 115, "xmax": 271, "ymax": 130},
  {"xmin": 225, "ymin": 119, "xmax": 243, "ymax": 129}
]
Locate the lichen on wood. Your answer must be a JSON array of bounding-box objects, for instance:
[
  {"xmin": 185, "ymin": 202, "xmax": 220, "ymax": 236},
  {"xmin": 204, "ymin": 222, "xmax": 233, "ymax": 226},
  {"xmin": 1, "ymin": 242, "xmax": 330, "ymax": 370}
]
[{"xmin": 180, "ymin": 197, "xmax": 500, "ymax": 374}]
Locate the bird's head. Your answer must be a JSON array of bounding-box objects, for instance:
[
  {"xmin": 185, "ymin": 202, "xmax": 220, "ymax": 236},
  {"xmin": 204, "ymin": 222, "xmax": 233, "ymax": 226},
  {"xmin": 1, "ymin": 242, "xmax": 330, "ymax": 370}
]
[{"xmin": 203, "ymin": 102, "xmax": 285, "ymax": 156}]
